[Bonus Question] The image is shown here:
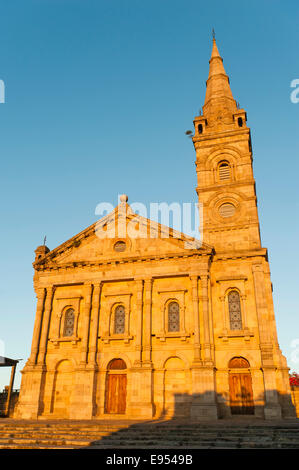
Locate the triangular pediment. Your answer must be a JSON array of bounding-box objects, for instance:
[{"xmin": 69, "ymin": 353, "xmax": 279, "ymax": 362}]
[{"xmin": 34, "ymin": 201, "xmax": 213, "ymax": 269}]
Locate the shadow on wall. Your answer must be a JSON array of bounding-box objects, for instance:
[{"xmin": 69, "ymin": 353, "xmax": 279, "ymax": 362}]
[
  {"xmin": 155, "ymin": 389, "xmax": 296, "ymax": 420},
  {"xmin": 84, "ymin": 390, "xmax": 297, "ymax": 448}
]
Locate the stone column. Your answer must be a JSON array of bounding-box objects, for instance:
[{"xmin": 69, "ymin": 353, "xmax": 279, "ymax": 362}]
[
  {"xmin": 190, "ymin": 365, "xmax": 218, "ymax": 420},
  {"xmin": 219, "ymin": 295, "xmax": 228, "ymax": 332},
  {"xmin": 134, "ymin": 279, "xmax": 143, "ymax": 366},
  {"xmin": 88, "ymin": 282, "xmax": 102, "ymax": 366},
  {"xmin": 200, "ymin": 274, "xmax": 212, "ymax": 362},
  {"xmin": 37, "ymin": 286, "xmax": 55, "ymax": 365},
  {"xmin": 130, "ymin": 278, "xmax": 153, "ymax": 418},
  {"xmin": 70, "ymin": 283, "xmax": 94, "ymax": 419},
  {"xmin": 190, "ymin": 275, "xmax": 201, "ymax": 363},
  {"xmin": 252, "ymin": 263, "xmax": 281, "ymax": 419},
  {"xmin": 240, "ymin": 294, "xmax": 248, "ymax": 330},
  {"xmin": 190, "ymin": 273, "xmax": 217, "ymax": 420},
  {"xmin": 28, "ymin": 288, "xmax": 46, "ymax": 365},
  {"xmin": 80, "ymin": 283, "xmax": 93, "ymax": 365},
  {"xmin": 143, "ymin": 278, "xmax": 153, "ymax": 366},
  {"xmin": 17, "ymin": 286, "xmax": 54, "ymax": 419}
]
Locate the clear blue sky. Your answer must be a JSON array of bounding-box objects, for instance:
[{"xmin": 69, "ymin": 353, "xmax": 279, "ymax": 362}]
[{"xmin": 0, "ymin": 0, "xmax": 298, "ymax": 389}]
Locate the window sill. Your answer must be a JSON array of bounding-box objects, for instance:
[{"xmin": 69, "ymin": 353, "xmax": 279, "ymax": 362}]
[
  {"xmin": 218, "ymin": 329, "xmax": 254, "ymax": 342},
  {"xmin": 49, "ymin": 336, "xmax": 81, "ymax": 346},
  {"xmin": 101, "ymin": 335, "xmax": 134, "ymax": 344},
  {"xmin": 156, "ymin": 331, "xmax": 190, "ymax": 342}
]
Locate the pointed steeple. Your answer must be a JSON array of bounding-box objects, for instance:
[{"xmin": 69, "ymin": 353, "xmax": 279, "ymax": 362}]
[{"xmin": 203, "ymin": 37, "xmax": 237, "ymax": 119}]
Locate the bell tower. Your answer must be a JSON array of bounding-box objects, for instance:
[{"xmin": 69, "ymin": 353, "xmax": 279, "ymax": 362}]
[{"xmin": 193, "ymin": 37, "xmax": 261, "ymax": 253}]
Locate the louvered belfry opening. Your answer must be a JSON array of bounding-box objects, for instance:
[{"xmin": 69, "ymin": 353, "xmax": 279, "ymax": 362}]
[{"xmin": 218, "ymin": 161, "xmax": 231, "ymax": 181}]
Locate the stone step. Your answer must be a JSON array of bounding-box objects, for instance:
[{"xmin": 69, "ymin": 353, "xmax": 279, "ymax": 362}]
[
  {"xmin": 0, "ymin": 430, "xmax": 298, "ymax": 441},
  {"xmin": 0, "ymin": 443, "xmax": 81, "ymax": 449},
  {"xmin": 94, "ymin": 434, "xmax": 299, "ymax": 443},
  {"xmin": 0, "ymin": 425, "xmax": 297, "ymax": 432},
  {"xmin": 0, "ymin": 431, "xmax": 113, "ymax": 439},
  {"xmin": 89, "ymin": 441, "xmax": 299, "ymax": 449},
  {"xmin": 0, "ymin": 421, "xmax": 298, "ymax": 449},
  {"xmin": 1, "ymin": 431, "xmax": 297, "ymax": 441},
  {"xmin": 0, "ymin": 425, "xmax": 127, "ymax": 431},
  {"xmin": 0, "ymin": 437, "xmax": 93, "ymax": 446}
]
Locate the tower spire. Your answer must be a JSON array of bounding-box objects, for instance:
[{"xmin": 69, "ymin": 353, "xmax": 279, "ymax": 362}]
[{"xmin": 203, "ymin": 37, "xmax": 237, "ymax": 119}]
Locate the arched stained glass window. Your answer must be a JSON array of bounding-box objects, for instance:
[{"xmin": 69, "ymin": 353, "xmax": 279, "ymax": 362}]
[
  {"xmin": 114, "ymin": 305, "xmax": 125, "ymax": 334},
  {"xmin": 63, "ymin": 308, "xmax": 75, "ymax": 337},
  {"xmin": 228, "ymin": 290, "xmax": 242, "ymax": 330},
  {"xmin": 168, "ymin": 301, "xmax": 180, "ymax": 332}
]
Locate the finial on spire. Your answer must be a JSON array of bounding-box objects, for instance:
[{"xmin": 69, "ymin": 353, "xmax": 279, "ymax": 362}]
[
  {"xmin": 43, "ymin": 235, "xmax": 47, "ymax": 246},
  {"xmin": 212, "ymin": 28, "xmax": 215, "ymax": 40},
  {"xmin": 119, "ymin": 194, "xmax": 128, "ymax": 203}
]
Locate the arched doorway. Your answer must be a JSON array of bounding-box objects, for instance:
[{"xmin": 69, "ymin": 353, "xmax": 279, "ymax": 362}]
[
  {"xmin": 105, "ymin": 358, "xmax": 127, "ymax": 414},
  {"xmin": 228, "ymin": 357, "xmax": 254, "ymax": 415}
]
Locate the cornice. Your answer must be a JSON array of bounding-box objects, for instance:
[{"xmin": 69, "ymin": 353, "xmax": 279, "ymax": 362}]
[
  {"xmin": 196, "ymin": 179, "xmax": 256, "ymax": 194},
  {"xmin": 193, "ymin": 127, "xmax": 250, "ymax": 145},
  {"xmin": 213, "ymin": 247, "xmax": 268, "ymax": 261},
  {"xmin": 35, "ymin": 249, "xmax": 214, "ymax": 272}
]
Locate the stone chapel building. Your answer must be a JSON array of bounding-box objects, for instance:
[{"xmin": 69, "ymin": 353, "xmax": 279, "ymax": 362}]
[{"xmin": 16, "ymin": 38, "xmax": 295, "ymax": 420}]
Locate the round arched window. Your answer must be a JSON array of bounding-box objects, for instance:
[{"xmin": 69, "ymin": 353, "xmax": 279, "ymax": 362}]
[
  {"xmin": 108, "ymin": 358, "xmax": 127, "ymax": 370},
  {"xmin": 228, "ymin": 357, "xmax": 250, "ymax": 368},
  {"xmin": 114, "ymin": 241, "xmax": 126, "ymax": 252},
  {"xmin": 219, "ymin": 203, "xmax": 236, "ymax": 218}
]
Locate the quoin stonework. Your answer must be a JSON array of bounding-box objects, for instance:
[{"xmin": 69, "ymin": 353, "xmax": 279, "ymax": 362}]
[{"xmin": 15, "ymin": 38, "xmax": 296, "ymax": 421}]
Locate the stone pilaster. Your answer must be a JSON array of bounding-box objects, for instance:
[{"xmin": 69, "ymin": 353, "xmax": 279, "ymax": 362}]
[
  {"xmin": 129, "ymin": 278, "xmax": 153, "ymax": 417},
  {"xmin": 200, "ymin": 274, "xmax": 212, "ymax": 362},
  {"xmin": 252, "ymin": 263, "xmax": 282, "ymax": 419},
  {"xmin": 134, "ymin": 279, "xmax": 143, "ymax": 366},
  {"xmin": 68, "ymin": 283, "xmax": 94, "ymax": 419},
  {"xmin": 88, "ymin": 282, "xmax": 102, "ymax": 366},
  {"xmin": 69, "ymin": 367, "xmax": 95, "ymax": 419},
  {"xmin": 190, "ymin": 365, "xmax": 218, "ymax": 420},
  {"xmin": 190, "ymin": 275, "xmax": 201, "ymax": 363},
  {"xmin": 37, "ymin": 286, "xmax": 55, "ymax": 365},
  {"xmin": 142, "ymin": 278, "xmax": 153, "ymax": 367},
  {"xmin": 129, "ymin": 366, "xmax": 153, "ymax": 418},
  {"xmin": 80, "ymin": 283, "xmax": 93, "ymax": 365},
  {"xmin": 28, "ymin": 287, "xmax": 46, "ymax": 365}
]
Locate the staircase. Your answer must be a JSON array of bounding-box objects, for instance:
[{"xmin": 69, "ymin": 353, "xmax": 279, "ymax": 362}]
[{"xmin": 0, "ymin": 419, "xmax": 298, "ymax": 449}]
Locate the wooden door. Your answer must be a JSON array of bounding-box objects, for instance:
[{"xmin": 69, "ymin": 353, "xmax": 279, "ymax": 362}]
[
  {"xmin": 105, "ymin": 374, "xmax": 127, "ymax": 414},
  {"xmin": 229, "ymin": 372, "xmax": 254, "ymax": 415}
]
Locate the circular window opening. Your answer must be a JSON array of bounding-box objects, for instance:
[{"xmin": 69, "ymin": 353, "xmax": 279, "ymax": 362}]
[
  {"xmin": 114, "ymin": 241, "xmax": 126, "ymax": 252},
  {"xmin": 219, "ymin": 203, "xmax": 236, "ymax": 218}
]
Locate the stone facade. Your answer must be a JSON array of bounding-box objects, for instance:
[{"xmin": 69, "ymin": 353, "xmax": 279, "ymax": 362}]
[
  {"xmin": 291, "ymin": 387, "xmax": 299, "ymax": 418},
  {"xmin": 15, "ymin": 39, "xmax": 296, "ymax": 421}
]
